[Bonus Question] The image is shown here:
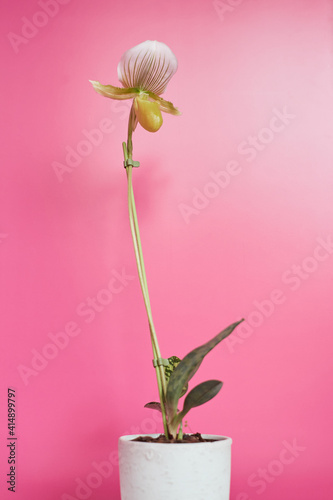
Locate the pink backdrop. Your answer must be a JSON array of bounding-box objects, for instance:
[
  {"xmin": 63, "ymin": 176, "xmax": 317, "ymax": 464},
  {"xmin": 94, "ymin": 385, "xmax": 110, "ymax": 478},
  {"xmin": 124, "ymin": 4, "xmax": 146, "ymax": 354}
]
[{"xmin": 1, "ymin": 0, "xmax": 333, "ymax": 499}]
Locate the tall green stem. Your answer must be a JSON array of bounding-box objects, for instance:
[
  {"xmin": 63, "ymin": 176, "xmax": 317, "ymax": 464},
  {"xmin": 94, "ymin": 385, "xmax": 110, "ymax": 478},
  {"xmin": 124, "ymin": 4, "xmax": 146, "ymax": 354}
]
[{"xmin": 123, "ymin": 107, "xmax": 169, "ymax": 438}]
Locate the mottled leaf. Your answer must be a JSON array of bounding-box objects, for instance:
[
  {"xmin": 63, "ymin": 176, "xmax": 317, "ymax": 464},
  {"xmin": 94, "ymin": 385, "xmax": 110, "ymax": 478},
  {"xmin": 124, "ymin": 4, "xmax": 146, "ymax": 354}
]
[
  {"xmin": 165, "ymin": 356, "xmax": 188, "ymax": 396},
  {"xmin": 166, "ymin": 319, "xmax": 244, "ymax": 433}
]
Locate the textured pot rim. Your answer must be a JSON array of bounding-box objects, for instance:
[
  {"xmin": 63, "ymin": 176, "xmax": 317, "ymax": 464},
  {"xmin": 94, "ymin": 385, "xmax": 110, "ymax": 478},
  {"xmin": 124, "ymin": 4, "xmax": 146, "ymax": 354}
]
[{"xmin": 119, "ymin": 434, "xmax": 232, "ymax": 446}]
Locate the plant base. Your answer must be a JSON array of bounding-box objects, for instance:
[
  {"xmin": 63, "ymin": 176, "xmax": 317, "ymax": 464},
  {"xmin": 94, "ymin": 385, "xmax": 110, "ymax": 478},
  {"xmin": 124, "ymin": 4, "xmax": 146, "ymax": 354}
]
[{"xmin": 119, "ymin": 433, "xmax": 232, "ymax": 500}]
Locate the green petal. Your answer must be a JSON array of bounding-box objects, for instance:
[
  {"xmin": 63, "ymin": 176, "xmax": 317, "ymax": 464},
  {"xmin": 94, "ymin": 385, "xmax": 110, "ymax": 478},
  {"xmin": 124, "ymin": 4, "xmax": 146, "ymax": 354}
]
[
  {"xmin": 146, "ymin": 90, "xmax": 181, "ymax": 115},
  {"xmin": 89, "ymin": 81, "xmax": 139, "ymax": 100}
]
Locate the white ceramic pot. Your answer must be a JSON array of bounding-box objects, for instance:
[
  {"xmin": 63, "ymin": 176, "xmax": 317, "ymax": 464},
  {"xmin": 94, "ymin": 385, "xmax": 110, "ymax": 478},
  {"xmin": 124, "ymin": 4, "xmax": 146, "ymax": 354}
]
[{"xmin": 118, "ymin": 434, "xmax": 232, "ymax": 500}]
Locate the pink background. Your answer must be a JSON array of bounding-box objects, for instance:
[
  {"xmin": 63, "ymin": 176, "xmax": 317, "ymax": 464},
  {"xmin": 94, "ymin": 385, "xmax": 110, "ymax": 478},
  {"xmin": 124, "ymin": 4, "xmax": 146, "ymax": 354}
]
[{"xmin": 1, "ymin": 0, "xmax": 333, "ymax": 499}]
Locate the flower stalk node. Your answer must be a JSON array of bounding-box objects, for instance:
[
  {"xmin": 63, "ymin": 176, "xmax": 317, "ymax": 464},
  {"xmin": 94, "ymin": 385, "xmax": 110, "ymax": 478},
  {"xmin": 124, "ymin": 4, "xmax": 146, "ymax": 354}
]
[
  {"xmin": 124, "ymin": 159, "xmax": 140, "ymax": 169},
  {"xmin": 152, "ymin": 358, "xmax": 170, "ymax": 368}
]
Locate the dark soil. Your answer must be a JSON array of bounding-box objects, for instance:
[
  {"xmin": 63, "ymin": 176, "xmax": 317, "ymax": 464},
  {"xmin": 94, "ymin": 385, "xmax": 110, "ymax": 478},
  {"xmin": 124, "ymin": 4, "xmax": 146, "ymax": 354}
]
[{"xmin": 132, "ymin": 432, "xmax": 222, "ymax": 443}]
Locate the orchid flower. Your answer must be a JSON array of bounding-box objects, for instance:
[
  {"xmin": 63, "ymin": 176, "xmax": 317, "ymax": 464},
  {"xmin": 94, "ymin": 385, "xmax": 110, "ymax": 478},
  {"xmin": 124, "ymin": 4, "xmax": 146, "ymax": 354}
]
[
  {"xmin": 90, "ymin": 40, "xmax": 180, "ymax": 132},
  {"xmin": 90, "ymin": 41, "xmax": 244, "ymax": 441}
]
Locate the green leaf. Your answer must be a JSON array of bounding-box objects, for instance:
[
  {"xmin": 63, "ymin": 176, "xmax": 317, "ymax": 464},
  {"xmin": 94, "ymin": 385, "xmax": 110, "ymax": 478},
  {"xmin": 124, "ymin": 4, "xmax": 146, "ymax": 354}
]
[
  {"xmin": 178, "ymin": 380, "xmax": 223, "ymax": 422},
  {"xmin": 166, "ymin": 319, "xmax": 244, "ymax": 432},
  {"xmin": 144, "ymin": 401, "xmax": 162, "ymax": 413}
]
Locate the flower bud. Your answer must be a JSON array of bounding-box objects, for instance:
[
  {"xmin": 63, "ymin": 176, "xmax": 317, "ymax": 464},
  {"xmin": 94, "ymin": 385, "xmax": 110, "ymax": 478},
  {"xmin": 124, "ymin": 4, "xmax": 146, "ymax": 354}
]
[{"xmin": 134, "ymin": 95, "xmax": 163, "ymax": 132}]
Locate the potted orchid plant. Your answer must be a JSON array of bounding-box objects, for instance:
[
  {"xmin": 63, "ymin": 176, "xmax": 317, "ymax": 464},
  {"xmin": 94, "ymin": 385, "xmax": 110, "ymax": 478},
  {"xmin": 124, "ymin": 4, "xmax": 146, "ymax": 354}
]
[{"xmin": 90, "ymin": 40, "xmax": 243, "ymax": 500}]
